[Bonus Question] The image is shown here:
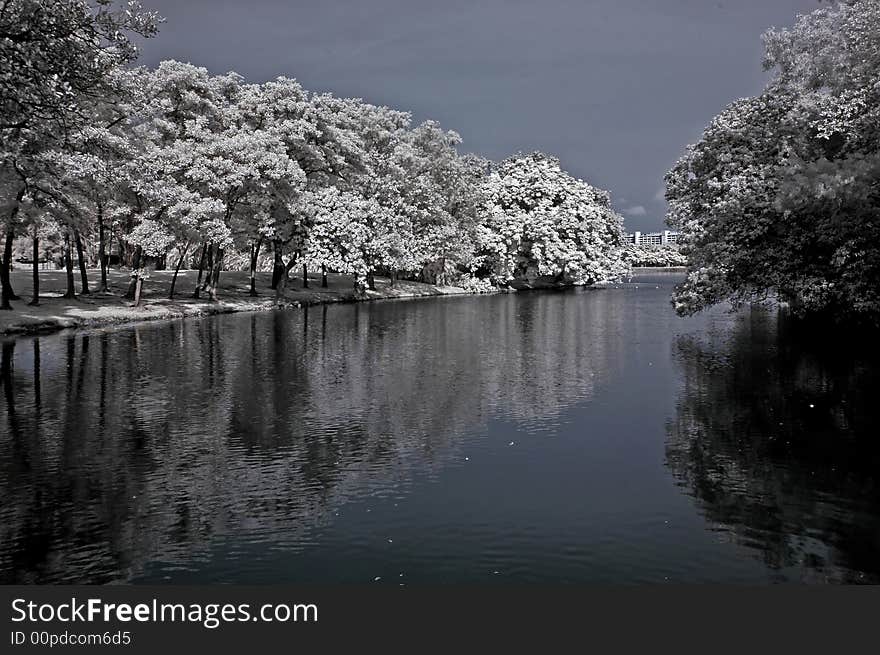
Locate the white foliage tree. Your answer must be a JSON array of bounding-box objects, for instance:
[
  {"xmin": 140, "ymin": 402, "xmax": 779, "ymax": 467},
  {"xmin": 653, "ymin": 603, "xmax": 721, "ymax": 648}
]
[{"xmin": 477, "ymin": 152, "xmax": 628, "ymax": 286}]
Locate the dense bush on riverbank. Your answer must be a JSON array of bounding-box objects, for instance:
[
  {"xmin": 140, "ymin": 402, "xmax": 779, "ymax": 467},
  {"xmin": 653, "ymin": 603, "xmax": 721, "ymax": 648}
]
[{"xmin": 0, "ymin": 1, "xmax": 628, "ymax": 312}]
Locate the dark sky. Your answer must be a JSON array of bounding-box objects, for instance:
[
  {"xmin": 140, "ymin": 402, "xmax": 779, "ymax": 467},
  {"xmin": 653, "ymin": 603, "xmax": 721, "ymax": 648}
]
[{"xmin": 136, "ymin": 0, "xmax": 820, "ymax": 232}]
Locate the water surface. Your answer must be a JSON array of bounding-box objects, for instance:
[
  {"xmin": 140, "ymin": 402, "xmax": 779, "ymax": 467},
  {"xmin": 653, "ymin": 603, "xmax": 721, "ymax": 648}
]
[{"xmin": 1, "ymin": 273, "xmax": 878, "ymax": 584}]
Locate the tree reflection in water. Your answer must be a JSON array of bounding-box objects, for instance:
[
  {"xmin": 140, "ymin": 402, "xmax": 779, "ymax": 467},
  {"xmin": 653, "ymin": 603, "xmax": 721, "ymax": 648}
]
[
  {"xmin": 0, "ymin": 291, "xmax": 623, "ymax": 583},
  {"xmin": 666, "ymin": 309, "xmax": 880, "ymax": 583},
  {"xmin": 7, "ymin": 288, "xmax": 877, "ymax": 584}
]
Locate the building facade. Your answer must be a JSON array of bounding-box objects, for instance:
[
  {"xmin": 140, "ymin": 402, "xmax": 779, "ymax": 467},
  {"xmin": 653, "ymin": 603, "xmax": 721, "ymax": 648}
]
[{"xmin": 627, "ymin": 230, "xmax": 679, "ymax": 246}]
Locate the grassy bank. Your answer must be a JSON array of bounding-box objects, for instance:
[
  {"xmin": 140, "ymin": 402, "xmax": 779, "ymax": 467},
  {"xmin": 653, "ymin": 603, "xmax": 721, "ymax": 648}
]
[{"xmin": 0, "ymin": 268, "xmax": 471, "ymax": 336}]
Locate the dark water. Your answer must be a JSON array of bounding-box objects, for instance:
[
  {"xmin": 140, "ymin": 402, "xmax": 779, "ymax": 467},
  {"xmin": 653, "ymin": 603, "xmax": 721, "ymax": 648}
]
[{"xmin": 1, "ymin": 274, "xmax": 878, "ymax": 584}]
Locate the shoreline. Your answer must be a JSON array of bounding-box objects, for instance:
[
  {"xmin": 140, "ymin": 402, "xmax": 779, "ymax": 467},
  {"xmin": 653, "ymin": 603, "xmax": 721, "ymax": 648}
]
[
  {"xmin": 0, "ymin": 266, "xmax": 683, "ymax": 338},
  {"xmin": 0, "ymin": 269, "xmax": 480, "ymax": 337},
  {"xmin": 627, "ymin": 266, "xmax": 687, "ymax": 273}
]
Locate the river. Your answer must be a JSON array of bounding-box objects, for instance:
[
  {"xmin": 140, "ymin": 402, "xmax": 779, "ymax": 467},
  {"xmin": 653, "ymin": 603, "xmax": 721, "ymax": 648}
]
[{"xmin": 1, "ymin": 273, "xmax": 877, "ymax": 584}]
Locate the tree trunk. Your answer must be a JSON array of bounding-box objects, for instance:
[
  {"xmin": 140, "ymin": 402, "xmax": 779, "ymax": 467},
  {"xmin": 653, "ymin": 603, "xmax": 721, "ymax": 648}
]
[
  {"xmin": 124, "ymin": 245, "xmax": 142, "ymax": 300},
  {"xmin": 121, "ymin": 239, "xmax": 133, "ymax": 268},
  {"xmin": 97, "ymin": 201, "xmax": 108, "ymax": 292},
  {"xmin": 366, "ymin": 270, "xmax": 376, "ymax": 290},
  {"xmin": 274, "ymin": 254, "xmax": 299, "ymax": 303},
  {"xmin": 63, "ymin": 230, "xmax": 77, "ymax": 300},
  {"xmin": 0, "ymin": 237, "xmax": 11, "ymax": 310},
  {"xmin": 1, "ymin": 188, "xmax": 26, "ymax": 307},
  {"xmin": 133, "ymin": 276, "xmax": 143, "ymax": 307},
  {"xmin": 0, "ymin": 227, "xmax": 19, "ymax": 307},
  {"xmin": 275, "ymin": 270, "xmax": 287, "ymax": 303},
  {"xmin": 0, "ymin": 255, "xmax": 10, "ymax": 309},
  {"xmin": 0, "ymin": 189, "xmax": 25, "ymax": 308},
  {"xmin": 302, "ymin": 263, "xmax": 309, "ymax": 289},
  {"xmin": 322, "ymin": 264, "xmax": 328, "ymax": 288},
  {"xmin": 208, "ymin": 246, "xmax": 223, "ymax": 301},
  {"xmin": 200, "ymin": 244, "xmax": 214, "ymax": 295},
  {"xmin": 6, "ymin": 229, "xmax": 21, "ymax": 301},
  {"xmin": 249, "ymin": 237, "xmax": 262, "ymax": 297},
  {"xmin": 73, "ymin": 228, "xmax": 90, "ymax": 295},
  {"xmin": 271, "ymin": 240, "xmax": 284, "ymax": 289},
  {"xmin": 107, "ymin": 227, "xmax": 115, "ymax": 270},
  {"xmin": 216, "ymin": 247, "xmax": 224, "ymax": 293},
  {"xmin": 28, "ymin": 233, "xmax": 39, "ymax": 306},
  {"xmin": 169, "ymin": 240, "xmax": 191, "ymax": 300},
  {"xmin": 353, "ymin": 274, "xmax": 366, "ymax": 295},
  {"xmin": 193, "ymin": 242, "xmax": 208, "ymax": 298},
  {"xmin": 390, "ymin": 270, "xmax": 397, "ymax": 287}
]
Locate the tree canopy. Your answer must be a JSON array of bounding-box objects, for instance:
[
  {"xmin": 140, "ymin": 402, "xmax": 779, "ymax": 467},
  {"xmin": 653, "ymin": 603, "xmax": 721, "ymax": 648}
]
[
  {"xmin": 666, "ymin": 0, "xmax": 880, "ymax": 324},
  {"xmin": 1, "ymin": 0, "xmax": 629, "ymax": 309}
]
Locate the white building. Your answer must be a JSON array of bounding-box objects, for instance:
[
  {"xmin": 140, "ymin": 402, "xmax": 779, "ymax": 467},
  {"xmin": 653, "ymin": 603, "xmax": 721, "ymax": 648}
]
[{"xmin": 628, "ymin": 230, "xmax": 679, "ymax": 246}]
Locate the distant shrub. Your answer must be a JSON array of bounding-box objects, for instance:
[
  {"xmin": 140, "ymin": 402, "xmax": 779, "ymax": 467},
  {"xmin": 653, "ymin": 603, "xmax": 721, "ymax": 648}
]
[{"xmin": 625, "ymin": 244, "xmax": 687, "ymax": 267}]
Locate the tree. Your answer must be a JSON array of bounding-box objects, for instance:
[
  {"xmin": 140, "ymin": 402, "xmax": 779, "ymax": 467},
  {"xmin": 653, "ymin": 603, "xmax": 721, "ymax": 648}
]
[
  {"xmin": 222, "ymin": 80, "xmax": 314, "ymax": 295},
  {"xmin": 666, "ymin": 0, "xmax": 880, "ymax": 323},
  {"xmin": 1, "ymin": 25, "xmax": 637, "ymax": 312},
  {"xmin": 188, "ymin": 113, "xmax": 308, "ymax": 300},
  {"xmin": 114, "ymin": 62, "xmax": 239, "ymax": 300},
  {"xmin": 0, "ymin": 0, "xmax": 159, "ymax": 308},
  {"xmin": 236, "ymin": 83, "xmax": 369, "ymax": 290},
  {"xmin": 0, "ymin": 172, "xmax": 25, "ymax": 309},
  {"xmin": 0, "ymin": 0, "xmax": 159, "ymax": 136},
  {"xmin": 360, "ymin": 120, "xmax": 485, "ymax": 286},
  {"xmin": 477, "ymin": 152, "xmax": 628, "ymax": 287},
  {"xmin": 125, "ymin": 218, "xmax": 174, "ymax": 305},
  {"xmin": 6, "ymin": 133, "xmax": 101, "ymax": 301},
  {"xmin": 665, "ymin": 94, "xmax": 794, "ymax": 315},
  {"xmin": 21, "ymin": 211, "xmax": 60, "ymax": 305},
  {"xmin": 303, "ymin": 187, "xmax": 385, "ymax": 295}
]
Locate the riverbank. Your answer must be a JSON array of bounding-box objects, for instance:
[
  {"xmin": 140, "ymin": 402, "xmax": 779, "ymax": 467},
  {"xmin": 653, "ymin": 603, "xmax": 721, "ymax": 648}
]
[
  {"xmin": 629, "ymin": 266, "xmax": 687, "ymax": 274},
  {"xmin": 0, "ymin": 269, "xmax": 472, "ymax": 336},
  {"xmin": 0, "ymin": 267, "xmax": 680, "ymax": 336}
]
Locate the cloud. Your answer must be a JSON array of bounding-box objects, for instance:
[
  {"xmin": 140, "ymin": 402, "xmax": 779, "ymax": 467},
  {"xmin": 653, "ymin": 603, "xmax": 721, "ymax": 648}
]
[{"xmin": 622, "ymin": 205, "xmax": 647, "ymax": 217}]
